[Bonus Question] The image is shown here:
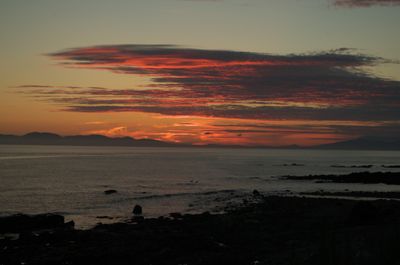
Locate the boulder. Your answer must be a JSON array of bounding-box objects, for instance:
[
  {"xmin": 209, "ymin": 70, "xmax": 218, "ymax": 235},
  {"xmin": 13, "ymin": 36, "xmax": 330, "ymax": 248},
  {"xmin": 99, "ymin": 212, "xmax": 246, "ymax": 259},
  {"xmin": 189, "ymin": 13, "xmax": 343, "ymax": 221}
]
[
  {"xmin": 169, "ymin": 212, "xmax": 182, "ymax": 219},
  {"xmin": 104, "ymin": 189, "xmax": 117, "ymax": 195},
  {"xmin": 132, "ymin": 205, "xmax": 143, "ymax": 215},
  {"xmin": 252, "ymin": 189, "xmax": 261, "ymax": 197},
  {"xmin": 0, "ymin": 213, "xmax": 65, "ymax": 233},
  {"xmin": 65, "ymin": 220, "xmax": 75, "ymax": 230}
]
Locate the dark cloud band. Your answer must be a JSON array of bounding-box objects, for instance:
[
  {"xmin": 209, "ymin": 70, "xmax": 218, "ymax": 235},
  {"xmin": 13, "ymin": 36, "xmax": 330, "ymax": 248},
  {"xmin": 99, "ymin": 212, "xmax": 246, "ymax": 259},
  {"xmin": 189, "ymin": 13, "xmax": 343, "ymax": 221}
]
[
  {"xmin": 41, "ymin": 45, "xmax": 400, "ymax": 121},
  {"xmin": 15, "ymin": 44, "xmax": 400, "ymax": 144}
]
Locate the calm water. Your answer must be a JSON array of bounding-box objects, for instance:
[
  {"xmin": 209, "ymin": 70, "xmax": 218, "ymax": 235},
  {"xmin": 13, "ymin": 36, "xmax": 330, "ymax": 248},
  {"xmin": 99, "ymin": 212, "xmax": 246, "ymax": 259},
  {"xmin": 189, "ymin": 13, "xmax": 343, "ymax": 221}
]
[{"xmin": 1, "ymin": 145, "xmax": 400, "ymax": 228}]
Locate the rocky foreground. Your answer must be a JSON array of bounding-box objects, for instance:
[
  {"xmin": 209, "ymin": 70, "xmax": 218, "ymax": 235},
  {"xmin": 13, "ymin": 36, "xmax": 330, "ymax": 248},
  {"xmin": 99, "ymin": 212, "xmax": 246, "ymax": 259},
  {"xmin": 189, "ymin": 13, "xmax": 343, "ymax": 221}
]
[{"xmin": 1, "ymin": 196, "xmax": 400, "ymax": 265}]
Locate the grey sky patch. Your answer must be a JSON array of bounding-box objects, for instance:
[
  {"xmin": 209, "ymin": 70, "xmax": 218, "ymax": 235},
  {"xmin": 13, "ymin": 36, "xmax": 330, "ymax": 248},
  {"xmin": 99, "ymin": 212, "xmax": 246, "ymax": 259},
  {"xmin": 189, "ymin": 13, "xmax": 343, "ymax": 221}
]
[{"xmin": 333, "ymin": 0, "xmax": 400, "ymax": 7}]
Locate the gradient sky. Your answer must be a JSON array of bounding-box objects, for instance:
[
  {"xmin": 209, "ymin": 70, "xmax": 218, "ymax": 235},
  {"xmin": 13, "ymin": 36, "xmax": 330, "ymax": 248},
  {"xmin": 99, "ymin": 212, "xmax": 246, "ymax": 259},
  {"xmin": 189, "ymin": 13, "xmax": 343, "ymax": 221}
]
[{"xmin": 1, "ymin": 0, "xmax": 399, "ymax": 146}]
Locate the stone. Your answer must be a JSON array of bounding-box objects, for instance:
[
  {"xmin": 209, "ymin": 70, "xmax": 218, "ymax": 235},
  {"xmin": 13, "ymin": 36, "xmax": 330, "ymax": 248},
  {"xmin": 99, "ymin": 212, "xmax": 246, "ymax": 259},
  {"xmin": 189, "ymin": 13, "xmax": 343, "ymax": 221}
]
[
  {"xmin": 104, "ymin": 189, "xmax": 117, "ymax": 195},
  {"xmin": 132, "ymin": 205, "xmax": 143, "ymax": 215},
  {"xmin": 169, "ymin": 212, "xmax": 182, "ymax": 219},
  {"xmin": 65, "ymin": 220, "xmax": 75, "ymax": 230},
  {"xmin": 0, "ymin": 213, "xmax": 65, "ymax": 233}
]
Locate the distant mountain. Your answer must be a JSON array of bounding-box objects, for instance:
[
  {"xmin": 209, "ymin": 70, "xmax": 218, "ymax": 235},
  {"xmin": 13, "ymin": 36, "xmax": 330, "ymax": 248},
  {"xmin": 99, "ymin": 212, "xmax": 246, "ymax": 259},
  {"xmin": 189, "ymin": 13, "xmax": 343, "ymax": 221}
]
[
  {"xmin": 314, "ymin": 137, "xmax": 400, "ymax": 150},
  {"xmin": 1, "ymin": 133, "xmax": 399, "ymax": 150},
  {"xmin": 0, "ymin": 132, "xmax": 179, "ymax": 147}
]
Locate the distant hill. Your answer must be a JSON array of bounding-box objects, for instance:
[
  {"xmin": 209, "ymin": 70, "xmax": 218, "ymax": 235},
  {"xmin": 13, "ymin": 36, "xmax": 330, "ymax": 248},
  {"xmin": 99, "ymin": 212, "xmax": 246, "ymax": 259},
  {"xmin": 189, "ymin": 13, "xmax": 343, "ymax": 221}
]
[
  {"xmin": 314, "ymin": 137, "xmax": 400, "ymax": 150},
  {"xmin": 1, "ymin": 133, "xmax": 399, "ymax": 150},
  {"xmin": 0, "ymin": 132, "xmax": 179, "ymax": 147}
]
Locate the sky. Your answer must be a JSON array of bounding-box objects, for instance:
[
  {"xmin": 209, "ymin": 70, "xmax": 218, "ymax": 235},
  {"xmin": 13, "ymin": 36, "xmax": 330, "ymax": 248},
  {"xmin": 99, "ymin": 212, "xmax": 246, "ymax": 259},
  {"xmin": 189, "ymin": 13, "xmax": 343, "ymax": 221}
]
[{"xmin": 0, "ymin": 0, "xmax": 399, "ymax": 146}]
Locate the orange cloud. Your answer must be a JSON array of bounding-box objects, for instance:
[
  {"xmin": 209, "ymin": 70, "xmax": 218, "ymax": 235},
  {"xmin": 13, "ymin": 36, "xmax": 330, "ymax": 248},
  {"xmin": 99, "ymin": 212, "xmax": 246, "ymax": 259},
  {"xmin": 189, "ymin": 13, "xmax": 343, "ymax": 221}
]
[
  {"xmin": 13, "ymin": 45, "xmax": 400, "ymax": 146},
  {"xmin": 83, "ymin": 126, "xmax": 128, "ymax": 137}
]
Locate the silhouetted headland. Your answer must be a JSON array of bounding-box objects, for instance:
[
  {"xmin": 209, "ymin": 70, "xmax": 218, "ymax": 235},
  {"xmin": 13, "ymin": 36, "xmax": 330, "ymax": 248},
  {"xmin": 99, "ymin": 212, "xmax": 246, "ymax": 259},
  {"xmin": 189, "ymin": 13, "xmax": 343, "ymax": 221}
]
[
  {"xmin": 1, "ymin": 132, "xmax": 400, "ymax": 150},
  {"xmin": 0, "ymin": 132, "xmax": 178, "ymax": 147}
]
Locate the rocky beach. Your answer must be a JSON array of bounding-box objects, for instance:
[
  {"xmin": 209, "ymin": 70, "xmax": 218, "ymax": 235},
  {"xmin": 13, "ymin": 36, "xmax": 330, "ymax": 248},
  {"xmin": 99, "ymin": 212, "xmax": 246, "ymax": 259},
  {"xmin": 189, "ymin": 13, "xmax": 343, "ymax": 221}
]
[{"xmin": 2, "ymin": 172, "xmax": 400, "ymax": 265}]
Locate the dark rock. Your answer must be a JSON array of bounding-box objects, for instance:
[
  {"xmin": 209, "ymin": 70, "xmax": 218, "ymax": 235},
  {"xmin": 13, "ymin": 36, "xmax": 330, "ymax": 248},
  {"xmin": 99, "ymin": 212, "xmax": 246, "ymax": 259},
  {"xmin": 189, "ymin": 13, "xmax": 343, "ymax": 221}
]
[
  {"xmin": 104, "ymin": 189, "xmax": 117, "ymax": 195},
  {"xmin": 351, "ymin": 165, "xmax": 373, "ymax": 168},
  {"xmin": 282, "ymin": 163, "xmax": 304, "ymax": 167},
  {"xmin": 282, "ymin": 172, "xmax": 400, "ymax": 185},
  {"xmin": 169, "ymin": 212, "xmax": 182, "ymax": 219},
  {"xmin": 301, "ymin": 191, "xmax": 400, "ymax": 199},
  {"xmin": 65, "ymin": 220, "xmax": 75, "ymax": 230},
  {"xmin": 96, "ymin": 216, "xmax": 114, "ymax": 219},
  {"xmin": 331, "ymin": 164, "xmax": 347, "ymax": 168},
  {"xmin": 0, "ymin": 213, "xmax": 65, "ymax": 233},
  {"xmin": 382, "ymin": 165, "xmax": 400, "ymax": 168},
  {"xmin": 253, "ymin": 189, "xmax": 261, "ymax": 197},
  {"xmin": 331, "ymin": 164, "xmax": 373, "ymax": 168},
  {"xmin": 2, "ymin": 197, "xmax": 400, "ymax": 265},
  {"xmin": 133, "ymin": 205, "xmax": 143, "ymax": 215},
  {"xmin": 132, "ymin": 215, "xmax": 145, "ymax": 222},
  {"xmin": 348, "ymin": 201, "xmax": 379, "ymax": 225}
]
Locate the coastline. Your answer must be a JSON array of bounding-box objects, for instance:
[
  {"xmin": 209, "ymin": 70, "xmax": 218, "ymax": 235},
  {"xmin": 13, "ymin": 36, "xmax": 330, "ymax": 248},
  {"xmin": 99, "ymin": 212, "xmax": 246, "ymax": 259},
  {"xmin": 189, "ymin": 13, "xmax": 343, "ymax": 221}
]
[
  {"xmin": 281, "ymin": 171, "xmax": 400, "ymax": 185},
  {"xmin": 2, "ymin": 194, "xmax": 400, "ymax": 264}
]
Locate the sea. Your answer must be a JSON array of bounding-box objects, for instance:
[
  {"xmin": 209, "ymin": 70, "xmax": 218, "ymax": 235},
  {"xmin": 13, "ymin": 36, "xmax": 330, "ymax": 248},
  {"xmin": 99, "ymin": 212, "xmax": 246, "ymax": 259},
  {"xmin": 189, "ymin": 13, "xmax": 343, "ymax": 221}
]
[{"xmin": 1, "ymin": 145, "xmax": 400, "ymax": 228}]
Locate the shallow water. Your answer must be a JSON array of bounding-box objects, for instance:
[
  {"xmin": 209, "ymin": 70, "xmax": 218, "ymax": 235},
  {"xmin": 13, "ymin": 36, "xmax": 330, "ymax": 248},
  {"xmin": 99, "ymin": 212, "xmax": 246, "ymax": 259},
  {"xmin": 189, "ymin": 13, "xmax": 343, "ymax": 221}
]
[{"xmin": 1, "ymin": 145, "xmax": 399, "ymax": 228}]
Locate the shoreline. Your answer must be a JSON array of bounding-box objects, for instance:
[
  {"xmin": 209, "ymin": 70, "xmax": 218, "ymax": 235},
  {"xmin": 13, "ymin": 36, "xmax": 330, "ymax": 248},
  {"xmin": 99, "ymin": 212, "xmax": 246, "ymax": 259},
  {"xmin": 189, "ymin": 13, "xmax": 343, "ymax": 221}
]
[
  {"xmin": 2, "ymin": 171, "xmax": 400, "ymax": 264},
  {"xmin": 2, "ymin": 194, "xmax": 400, "ymax": 265}
]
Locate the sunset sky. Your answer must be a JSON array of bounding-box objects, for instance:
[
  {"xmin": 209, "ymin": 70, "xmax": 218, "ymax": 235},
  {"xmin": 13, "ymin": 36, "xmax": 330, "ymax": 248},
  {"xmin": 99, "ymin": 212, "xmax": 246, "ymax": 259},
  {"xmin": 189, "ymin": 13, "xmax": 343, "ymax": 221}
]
[{"xmin": 1, "ymin": 0, "xmax": 399, "ymax": 146}]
